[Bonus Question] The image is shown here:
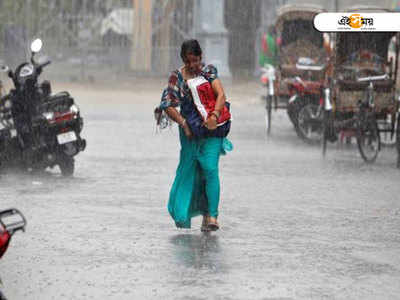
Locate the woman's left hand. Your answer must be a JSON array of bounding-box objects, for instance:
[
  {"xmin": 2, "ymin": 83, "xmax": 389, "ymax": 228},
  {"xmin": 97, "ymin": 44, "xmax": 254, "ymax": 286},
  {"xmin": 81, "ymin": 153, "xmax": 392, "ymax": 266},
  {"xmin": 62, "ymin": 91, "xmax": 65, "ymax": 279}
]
[{"xmin": 204, "ymin": 115, "xmax": 218, "ymax": 130}]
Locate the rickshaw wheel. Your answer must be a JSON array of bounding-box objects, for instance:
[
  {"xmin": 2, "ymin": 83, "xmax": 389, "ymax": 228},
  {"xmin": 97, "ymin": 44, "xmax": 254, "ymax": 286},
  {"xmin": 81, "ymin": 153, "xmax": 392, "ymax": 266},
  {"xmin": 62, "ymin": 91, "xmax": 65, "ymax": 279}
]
[
  {"xmin": 266, "ymin": 95, "xmax": 272, "ymax": 135},
  {"xmin": 356, "ymin": 117, "xmax": 380, "ymax": 163}
]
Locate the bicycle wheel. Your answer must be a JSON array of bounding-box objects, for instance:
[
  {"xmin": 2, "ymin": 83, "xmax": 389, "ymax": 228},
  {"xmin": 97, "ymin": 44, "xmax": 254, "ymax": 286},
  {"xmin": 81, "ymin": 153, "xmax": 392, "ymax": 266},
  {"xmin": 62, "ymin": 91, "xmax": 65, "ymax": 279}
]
[{"xmin": 357, "ymin": 115, "xmax": 380, "ymax": 163}]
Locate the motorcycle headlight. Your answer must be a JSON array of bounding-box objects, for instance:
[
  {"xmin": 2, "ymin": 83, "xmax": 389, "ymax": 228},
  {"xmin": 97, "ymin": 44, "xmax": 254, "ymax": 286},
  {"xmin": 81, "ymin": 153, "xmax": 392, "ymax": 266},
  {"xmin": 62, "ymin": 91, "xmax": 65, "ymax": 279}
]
[
  {"xmin": 43, "ymin": 112, "xmax": 54, "ymax": 121},
  {"xmin": 19, "ymin": 64, "xmax": 34, "ymax": 78},
  {"xmin": 70, "ymin": 104, "xmax": 80, "ymax": 115}
]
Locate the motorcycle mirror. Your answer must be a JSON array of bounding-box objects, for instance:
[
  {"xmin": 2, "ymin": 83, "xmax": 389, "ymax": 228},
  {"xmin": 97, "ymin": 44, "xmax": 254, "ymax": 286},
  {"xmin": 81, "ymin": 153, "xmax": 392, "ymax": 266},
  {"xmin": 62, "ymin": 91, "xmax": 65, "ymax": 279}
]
[
  {"xmin": 31, "ymin": 38, "xmax": 43, "ymax": 53},
  {"xmin": 0, "ymin": 65, "xmax": 9, "ymax": 73}
]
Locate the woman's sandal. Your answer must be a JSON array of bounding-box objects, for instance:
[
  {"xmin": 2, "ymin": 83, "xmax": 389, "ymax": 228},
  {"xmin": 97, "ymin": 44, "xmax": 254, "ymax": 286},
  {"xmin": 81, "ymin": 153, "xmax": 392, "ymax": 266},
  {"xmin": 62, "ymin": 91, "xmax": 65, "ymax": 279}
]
[
  {"xmin": 201, "ymin": 216, "xmax": 210, "ymax": 232},
  {"xmin": 207, "ymin": 217, "xmax": 219, "ymax": 231}
]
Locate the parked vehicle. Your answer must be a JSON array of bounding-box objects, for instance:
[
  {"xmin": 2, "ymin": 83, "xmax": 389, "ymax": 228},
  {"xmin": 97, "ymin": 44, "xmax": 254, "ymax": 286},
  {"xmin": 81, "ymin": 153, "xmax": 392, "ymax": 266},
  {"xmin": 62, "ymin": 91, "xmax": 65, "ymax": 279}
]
[
  {"xmin": 0, "ymin": 39, "xmax": 86, "ymax": 176},
  {"xmin": 286, "ymin": 73, "xmax": 325, "ymax": 144},
  {"xmin": 265, "ymin": 4, "xmax": 331, "ymax": 143},
  {"xmin": 0, "ymin": 208, "xmax": 26, "ymax": 300},
  {"xmin": 322, "ymin": 7, "xmax": 400, "ymax": 164}
]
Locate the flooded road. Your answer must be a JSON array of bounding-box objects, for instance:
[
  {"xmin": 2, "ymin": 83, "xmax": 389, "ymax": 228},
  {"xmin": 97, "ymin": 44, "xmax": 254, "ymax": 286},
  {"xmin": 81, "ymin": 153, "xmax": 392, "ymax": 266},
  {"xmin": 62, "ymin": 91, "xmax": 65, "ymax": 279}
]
[{"xmin": 1, "ymin": 79, "xmax": 400, "ymax": 299}]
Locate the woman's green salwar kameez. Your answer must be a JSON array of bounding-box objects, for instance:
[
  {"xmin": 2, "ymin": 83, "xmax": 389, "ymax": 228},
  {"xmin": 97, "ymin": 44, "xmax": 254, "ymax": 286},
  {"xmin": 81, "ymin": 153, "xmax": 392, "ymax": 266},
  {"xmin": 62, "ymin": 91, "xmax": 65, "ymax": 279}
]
[
  {"xmin": 161, "ymin": 65, "xmax": 232, "ymax": 229},
  {"xmin": 168, "ymin": 128, "xmax": 225, "ymax": 228}
]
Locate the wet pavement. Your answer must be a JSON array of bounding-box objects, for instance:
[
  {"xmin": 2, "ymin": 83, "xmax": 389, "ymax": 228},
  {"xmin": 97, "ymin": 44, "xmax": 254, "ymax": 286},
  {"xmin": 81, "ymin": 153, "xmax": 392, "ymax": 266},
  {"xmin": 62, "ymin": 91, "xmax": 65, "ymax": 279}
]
[{"xmin": 1, "ymin": 79, "xmax": 400, "ymax": 299}]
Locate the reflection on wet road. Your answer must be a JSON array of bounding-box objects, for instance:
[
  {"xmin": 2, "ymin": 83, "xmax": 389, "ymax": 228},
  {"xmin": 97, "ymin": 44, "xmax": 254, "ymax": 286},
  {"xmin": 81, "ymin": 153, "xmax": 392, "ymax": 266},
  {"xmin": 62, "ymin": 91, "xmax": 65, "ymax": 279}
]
[{"xmin": 170, "ymin": 234, "xmax": 223, "ymax": 271}]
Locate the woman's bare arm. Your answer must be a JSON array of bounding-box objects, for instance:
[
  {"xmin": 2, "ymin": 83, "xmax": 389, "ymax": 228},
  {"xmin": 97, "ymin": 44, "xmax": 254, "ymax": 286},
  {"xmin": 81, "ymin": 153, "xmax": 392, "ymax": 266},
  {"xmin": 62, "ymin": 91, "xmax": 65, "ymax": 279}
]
[
  {"xmin": 204, "ymin": 78, "xmax": 226, "ymax": 130},
  {"xmin": 211, "ymin": 78, "xmax": 226, "ymax": 112},
  {"xmin": 165, "ymin": 107, "xmax": 185, "ymax": 125},
  {"xmin": 165, "ymin": 106, "xmax": 193, "ymax": 138}
]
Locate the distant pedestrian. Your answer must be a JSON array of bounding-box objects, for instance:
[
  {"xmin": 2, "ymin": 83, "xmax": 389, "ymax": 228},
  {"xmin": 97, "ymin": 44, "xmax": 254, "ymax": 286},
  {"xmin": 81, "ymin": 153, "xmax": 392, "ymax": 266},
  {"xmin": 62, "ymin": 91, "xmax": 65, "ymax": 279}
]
[{"xmin": 259, "ymin": 25, "xmax": 279, "ymax": 68}]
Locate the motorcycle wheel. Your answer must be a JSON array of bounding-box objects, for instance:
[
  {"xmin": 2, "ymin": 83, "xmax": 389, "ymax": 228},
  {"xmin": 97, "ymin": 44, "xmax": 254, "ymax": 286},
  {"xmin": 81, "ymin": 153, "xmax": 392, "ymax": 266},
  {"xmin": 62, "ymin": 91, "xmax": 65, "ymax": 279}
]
[
  {"xmin": 287, "ymin": 96, "xmax": 306, "ymax": 129},
  {"xmin": 58, "ymin": 155, "xmax": 75, "ymax": 177},
  {"xmin": 357, "ymin": 115, "xmax": 380, "ymax": 164},
  {"xmin": 296, "ymin": 103, "xmax": 323, "ymax": 145},
  {"xmin": 286, "ymin": 103, "xmax": 296, "ymax": 127}
]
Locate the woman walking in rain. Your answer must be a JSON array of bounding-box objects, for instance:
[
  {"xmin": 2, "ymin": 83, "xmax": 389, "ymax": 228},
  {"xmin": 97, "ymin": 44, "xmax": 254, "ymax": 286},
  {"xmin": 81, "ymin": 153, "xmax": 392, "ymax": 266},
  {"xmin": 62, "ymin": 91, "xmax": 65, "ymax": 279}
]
[{"xmin": 158, "ymin": 39, "xmax": 232, "ymax": 232}]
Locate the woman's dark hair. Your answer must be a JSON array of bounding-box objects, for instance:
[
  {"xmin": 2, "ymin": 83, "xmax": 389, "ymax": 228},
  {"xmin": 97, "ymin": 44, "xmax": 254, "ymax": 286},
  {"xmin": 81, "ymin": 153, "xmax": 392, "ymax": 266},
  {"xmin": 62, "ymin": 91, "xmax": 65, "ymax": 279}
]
[{"xmin": 180, "ymin": 39, "xmax": 202, "ymax": 61}]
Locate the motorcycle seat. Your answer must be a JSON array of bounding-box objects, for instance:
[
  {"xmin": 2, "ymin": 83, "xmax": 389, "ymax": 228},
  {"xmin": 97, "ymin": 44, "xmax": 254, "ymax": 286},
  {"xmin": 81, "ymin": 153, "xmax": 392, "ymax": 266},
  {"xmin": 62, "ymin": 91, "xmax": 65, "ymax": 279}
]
[
  {"xmin": 40, "ymin": 92, "xmax": 73, "ymax": 113},
  {"xmin": 45, "ymin": 91, "xmax": 70, "ymax": 101}
]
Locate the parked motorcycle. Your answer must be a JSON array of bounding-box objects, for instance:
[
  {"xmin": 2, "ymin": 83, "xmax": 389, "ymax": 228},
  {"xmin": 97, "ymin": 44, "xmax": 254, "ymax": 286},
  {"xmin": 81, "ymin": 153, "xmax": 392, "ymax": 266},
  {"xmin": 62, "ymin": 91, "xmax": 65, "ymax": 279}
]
[
  {"xmin": 0, "ymin": 39, "xmax": 86, "ymax": 176},
  {"xmin": 286, "ymin": 58, "xmax": 326, "ymax": 144},
  {"xmin": 0, "ymin": 209, "xmax": 26, "ymax": 300}
]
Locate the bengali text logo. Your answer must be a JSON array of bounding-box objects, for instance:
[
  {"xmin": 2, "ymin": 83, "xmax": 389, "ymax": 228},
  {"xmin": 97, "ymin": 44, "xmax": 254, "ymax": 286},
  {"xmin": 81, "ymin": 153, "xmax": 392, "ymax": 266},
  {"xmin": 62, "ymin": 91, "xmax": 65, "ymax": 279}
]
[{"xmin": 337, "ymin": 14, "xmax": 374, "ymax": 29}]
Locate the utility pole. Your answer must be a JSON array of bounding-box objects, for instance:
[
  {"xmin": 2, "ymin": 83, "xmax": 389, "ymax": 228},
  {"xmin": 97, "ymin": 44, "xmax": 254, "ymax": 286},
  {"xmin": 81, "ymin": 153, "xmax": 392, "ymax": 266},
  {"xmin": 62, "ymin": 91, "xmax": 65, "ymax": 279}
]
[{"xmin": 194, "ymin": 0, "xmax": 231, "ymax": 77}]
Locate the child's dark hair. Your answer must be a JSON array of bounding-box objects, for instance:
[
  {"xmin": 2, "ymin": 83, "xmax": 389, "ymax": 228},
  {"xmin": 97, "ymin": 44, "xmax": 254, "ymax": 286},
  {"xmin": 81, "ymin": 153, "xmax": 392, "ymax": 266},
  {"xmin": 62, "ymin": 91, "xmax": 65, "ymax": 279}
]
[{"xmin": 180, "ymin": 39, "xmax": 202, "ymax": 61}]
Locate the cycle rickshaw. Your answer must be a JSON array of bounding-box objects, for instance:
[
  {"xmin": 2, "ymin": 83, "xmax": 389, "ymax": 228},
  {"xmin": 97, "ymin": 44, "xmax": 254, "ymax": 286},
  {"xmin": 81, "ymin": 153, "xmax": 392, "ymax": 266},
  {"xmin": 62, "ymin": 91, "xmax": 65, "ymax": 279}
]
[
  {"xmin": 322, "ymin": 8, "xmax": 400, "ymax": 165},
  {"xmin": 264, "ymin": 4, "xmax": 331, "ymax": 143}
]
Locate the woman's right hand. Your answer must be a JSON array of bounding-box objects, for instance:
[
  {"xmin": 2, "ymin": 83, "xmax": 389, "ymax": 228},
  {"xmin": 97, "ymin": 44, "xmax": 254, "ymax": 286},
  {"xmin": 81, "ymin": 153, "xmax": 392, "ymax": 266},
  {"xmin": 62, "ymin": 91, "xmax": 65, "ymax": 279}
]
[
  {"xmin": 164, "ymin": 107, "xmax": 193, "ymax": 139},
  {"xmin": 182, "ymin": 122, "xmax": 193, "ymax": 139}
]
